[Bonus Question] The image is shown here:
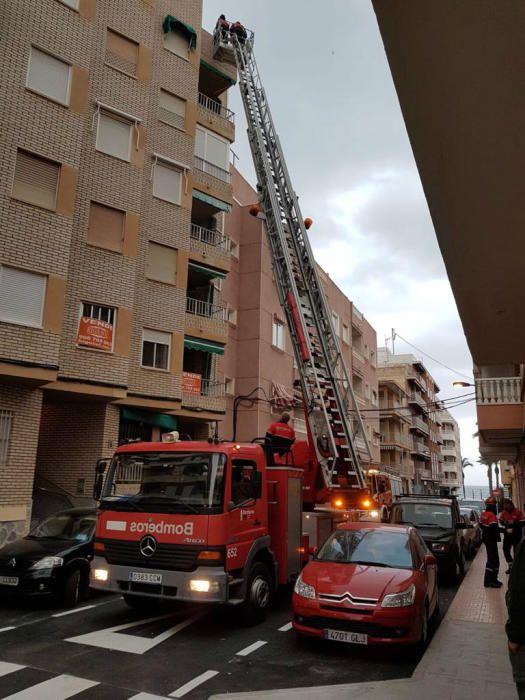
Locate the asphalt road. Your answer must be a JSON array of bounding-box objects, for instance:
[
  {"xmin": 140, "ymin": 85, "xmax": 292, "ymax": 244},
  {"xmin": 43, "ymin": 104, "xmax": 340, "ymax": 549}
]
[{"xmin": 0, "ymin": 564, "xmax": 469, "ymax": 700}]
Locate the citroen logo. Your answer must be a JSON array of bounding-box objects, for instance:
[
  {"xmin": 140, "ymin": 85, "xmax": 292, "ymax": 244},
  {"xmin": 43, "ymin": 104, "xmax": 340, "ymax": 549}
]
[{"xmin": 139, "ymin": 535, "xmax": 157, "ymax": 558}]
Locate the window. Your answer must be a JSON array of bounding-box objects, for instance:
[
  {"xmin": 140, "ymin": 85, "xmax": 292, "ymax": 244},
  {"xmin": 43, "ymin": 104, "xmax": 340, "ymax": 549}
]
[
  {"xmin": 96, "ymin": 112, "xmax": 132, "ymax": 161},
  {"xmin": 87, "ymin": 202, "xmax": 124, "ymax": 252},
  {"xmin": 142, "ymin": 329, "xmax": 171, "ymax": 370},
  {"xmin": 0, "ymin": 410, "xmax": 13, "ymax": 465},
  {"xmin": 159, "ymin": 90, "xmax": 186, "ymax": 130},
  {"xmin": 77, "ymin": 303, "xmax": 116, "ymax": 352},
  {"xmin": 227, "ymin": 308, "xmax": 237, "ymax": 325},
  {"xmin": 225, "ymin": 377, "xmax": 235, "ymax": 395},
  {"xmin": 146, "ymin": 242, "xmax": 177, "ymax": 285},
  {"xmin": 372, "ymin": 389, "xmax": 378, "ymax": 406},
  {"xmin": 153, "ymin": 160, "xmax": 182, "ymax": 205},
  {"xmin": 12, "ymin": 150, "xmax": 60, "ymax": 210},
  {"xmin": 106, "ymin": 29, "xmax": 139, "ymax": 77},
  {"xmin": 272, "ymin": 318, "xmax": 285, "ymax": 350},
  {"xmin": 231, "ymin": 460, "xmax": 258, "ymax": 505},
  {"xmin": 57, "ymin": 0, "xmax": 79, "ymax": 8},
  {"xmin": 195, "ymin": 126, "xmax": 230, "ymax": 181},
  {"xmin": 331, "ymin": 311, "xmax": 339, "ymax": 336},
  {"xmin": 164, "ymin": 28, "xmax": 190, "ymax": 59},
  {"xmin": 342, "ymin": 323, "xmax": 350, "ymax": 344},
  {"xmin": 0, "ymin": 266, "xmax": 46, "ymax": 328},
  {"xmin": 27, "ymin": 47, "xmax": 71, "ymax": 105}
]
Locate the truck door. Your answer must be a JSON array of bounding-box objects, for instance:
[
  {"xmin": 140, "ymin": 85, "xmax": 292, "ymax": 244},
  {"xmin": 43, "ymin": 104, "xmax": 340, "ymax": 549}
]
[{"xmin": 226, "ymin": 458, "xmax": 266, "ymax": 570}]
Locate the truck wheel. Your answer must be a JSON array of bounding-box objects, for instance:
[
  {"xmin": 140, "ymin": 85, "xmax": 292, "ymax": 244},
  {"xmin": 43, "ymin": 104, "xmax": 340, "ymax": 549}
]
[
  {"xmin": 241, "ymin": 562, "xmax": 272, "ymax": 625},
  {"xmin": 62, "ymin": 569, "xmax": 81, "ymax": 608}
]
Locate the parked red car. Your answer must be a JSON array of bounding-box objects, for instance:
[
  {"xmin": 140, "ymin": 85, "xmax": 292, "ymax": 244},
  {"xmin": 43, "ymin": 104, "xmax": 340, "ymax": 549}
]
[{"xmin": 293, "ymin": 522, "xmax": 438, "ymax": 648}]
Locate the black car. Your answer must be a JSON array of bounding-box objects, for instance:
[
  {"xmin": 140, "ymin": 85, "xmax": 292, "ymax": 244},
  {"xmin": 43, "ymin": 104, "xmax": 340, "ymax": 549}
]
[
  {"xmin": 0, "ymin": 508, "xmax": 96, "ymax": 607},
  {"xmin": 389, "ymin": 495, "xmax": 467, "ymax": 582}
]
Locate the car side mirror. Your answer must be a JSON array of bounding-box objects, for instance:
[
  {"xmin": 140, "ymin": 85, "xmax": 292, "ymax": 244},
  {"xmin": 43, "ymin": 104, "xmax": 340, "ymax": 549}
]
[{"xmin": 424, "ymin": 554, "xmax": 436, "ymax": 566}]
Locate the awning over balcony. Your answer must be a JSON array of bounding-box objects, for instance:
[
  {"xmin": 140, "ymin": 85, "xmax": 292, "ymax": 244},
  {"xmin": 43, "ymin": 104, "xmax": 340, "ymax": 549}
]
[
  {"xmin": 162, "ymin": 15, "xmax": 197, "ymax": 50},
  {"xmin": 200, "ymin": 59, "xmax": 236, "ymax": 87},
  {"xmin": 192, "ymin": 189, "xmax": 231, "ymax": 213},
  {"xmin": 188, "ymin": 262, "xmax": 227, "ymax": 279},
  {"xmin": 121, "ymin": 407, "xmax": 177, "ymax": 430},
  {"xmin": 184, "ymin": 337, "xmax": 225, "ymax": 355}
]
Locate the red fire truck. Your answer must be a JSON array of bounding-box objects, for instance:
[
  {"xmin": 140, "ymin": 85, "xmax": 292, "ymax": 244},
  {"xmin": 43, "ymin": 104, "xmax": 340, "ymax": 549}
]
[{"xmin": 91, "ymin": 27, "xmax": 375, "ymax": 620}]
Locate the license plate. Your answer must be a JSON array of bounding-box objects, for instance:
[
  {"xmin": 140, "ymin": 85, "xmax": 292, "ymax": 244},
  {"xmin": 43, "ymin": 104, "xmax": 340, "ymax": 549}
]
[
  {"xmin": 324, "ymin": 629, "xmax": 368, "ymax": 645},
  {"xmin": 0, "ymin": 576, "xmax": 19, "ymax": 587},
  {"xmin": 129, "ymin": 572, "xmax": 162, "ymax": 584}
]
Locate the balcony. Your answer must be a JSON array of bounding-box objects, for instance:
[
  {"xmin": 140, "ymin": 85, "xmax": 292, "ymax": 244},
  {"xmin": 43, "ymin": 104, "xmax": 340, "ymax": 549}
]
[
  {"xmin": 410, "ymin": 416, "xmax": 429, "ymax": 436},
  {"xmin": 197, "ymin": 93, "xmax": 235, "ymax": 143},
  {"xmin": 408, "ymin": 372, "xmax": 427, "ymax": 393},
  {"xmin": 352, "ymin": 347, "xmax": 366, "ymax": 377},
  {"xmin": 476, "ymin": 373, "xmax": 524, "ymax": 461},
  {"xmin": 182, "ymin": 378, "xmax": 226, "ymax": 413},
  {"xmin": 477, "ymin": 377, "xmax": 521, "ymax": 405},
  {"xmin": 408, "ymin": 391, "xmax": 428, "ymax": 413},
  {"xmin": 411, "ymin": 439, "xmax": 430, "ymax": 459},
  {"xmin": 185, "ymin": 297, "xmax": 229, "ymax": 340},
  {"xmin": 192, "ymin": 155, "xmax": 232, "ymax": 206},
  {"xmin": 190, "ymin": 223, "xmax": 232, "ymax": 268},
  {"xmin": 440, "ymin": 429, "xmax": 455, "ymax": 441}
]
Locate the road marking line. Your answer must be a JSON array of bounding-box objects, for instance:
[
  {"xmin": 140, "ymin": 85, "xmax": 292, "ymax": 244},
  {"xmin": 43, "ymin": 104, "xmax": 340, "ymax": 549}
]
[
  {"xmin": 0, "ymin": 626, "xmax": 16, "ymax": 633},
  {"xmin": 67, "ymin": 611, "xmax": 205, "ymax": 655},
  {"xmin": 236, "ymin": 640, "xmax": 267, "ymax": 656},
  {"xmin": 128, "ymin": 694, "xmax": 171, "ymax": 700},
  {"xmin": 1, "ymin": 673, "xmax": 98, "ymax": 699},
  {"xmin": 52, "ymin": 605, "xmax": 96, "ymax": 618},
  {"xmin": 0, "ymin": 662, "xmax": 24, "ymax": 678},
  {"xmin": 278, "ymin": 622, "xmax": 292, "ymax": 632},
  {"xmin": 169, "ymin": 670, "xmax": 219, "ymax": 698}
]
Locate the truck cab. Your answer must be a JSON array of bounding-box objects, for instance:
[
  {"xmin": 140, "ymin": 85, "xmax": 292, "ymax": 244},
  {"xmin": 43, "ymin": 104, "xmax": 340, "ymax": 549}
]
[{"xmin": 91, "ymin": 438, "xmax": 302, "ymax": 621}]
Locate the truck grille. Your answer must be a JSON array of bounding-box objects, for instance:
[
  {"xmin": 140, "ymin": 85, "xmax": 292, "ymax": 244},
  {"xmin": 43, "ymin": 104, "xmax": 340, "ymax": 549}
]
[{"xmin": 99, "ymin": 539, "xmax": 199, "ymax": 572}]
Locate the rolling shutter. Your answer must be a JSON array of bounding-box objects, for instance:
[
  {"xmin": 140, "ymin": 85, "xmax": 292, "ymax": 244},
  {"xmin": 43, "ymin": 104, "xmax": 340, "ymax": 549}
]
[
  {"xmin": 0, "ymin": 266, "xmax": 46, "ymax": 327},
  {"xmin": 12, "ymin": 150, "xmax": 59, "ymax": 210}
]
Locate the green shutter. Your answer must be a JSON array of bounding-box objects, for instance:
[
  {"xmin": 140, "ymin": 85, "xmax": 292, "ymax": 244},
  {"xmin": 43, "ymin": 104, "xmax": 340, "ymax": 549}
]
[
  {"xmin": 162, "ymin": 16, "xmax": 197, "ymax": 50},
  {"xmin": 188, "ymin": 262, "xmax": 227, "ymax": 280}
]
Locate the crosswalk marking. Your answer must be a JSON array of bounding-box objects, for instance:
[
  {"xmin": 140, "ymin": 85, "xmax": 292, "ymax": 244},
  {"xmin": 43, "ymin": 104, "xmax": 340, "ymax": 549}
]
[
  {"xmin": 236, "ymin": 640, "xmax": 267, "ymax": 656},
  {"xmin": 52, "ymin": 605, "xmax": 96, "ymax": 618},
  {"xmin": 1, "ymin": 674, "xmax": 98, "ymax": 699},
  {"xmin": 169, "ymin": 670, "xmax": 219, "ymax": 698},
  {"xmin": 0, "ymin": 662, "xmax": 24, "ymax": 678},
  {"xmin": 278, "ymin": 622, "xmax": 292, "ymax": 631},
  {"xmin": 128, "ymin": 694, "xmax": 171, "ymax": 700},
  {"xmin": 0, "ymin": 628, "xmax": 15, "ymax": 634}
]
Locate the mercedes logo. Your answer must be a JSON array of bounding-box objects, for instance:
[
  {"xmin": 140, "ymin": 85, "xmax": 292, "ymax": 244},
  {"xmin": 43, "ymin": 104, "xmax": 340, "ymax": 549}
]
[
  {"xmin": 7, "ymin": 558, "xmax": 16, "ymax": 568},
  {"xmin": 139, "ymin": 535, "xmax": 157, "ymax": 557}
]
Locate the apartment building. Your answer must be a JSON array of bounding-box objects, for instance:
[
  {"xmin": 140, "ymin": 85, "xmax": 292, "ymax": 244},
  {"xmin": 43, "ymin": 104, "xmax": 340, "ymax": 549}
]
[
  {"xmin": 437, "ymin": 408, "xmax": 463, "ymax": 495},
  {"xmin": 378, "ymin": 348, "xmax": 442, "ymax": 494},
  {"xmin": 218, "ymin": 169, "xmax": 381, "ymax": 469},
  {"xmin": 372, "ymin": 3, "xmax": 525, "ymax": 506},
  {"xmin": 0, "ymin": 0, "xmax": 237, "ymax": 544}
]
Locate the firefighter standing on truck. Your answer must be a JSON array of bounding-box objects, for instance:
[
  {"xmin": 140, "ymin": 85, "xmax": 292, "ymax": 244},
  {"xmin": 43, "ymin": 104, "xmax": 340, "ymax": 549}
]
[
  {"xmin": 480, "ymin": 496, "xmax": 503, "ymax": 588},
  {"xmin": 499, "ymin": 499, "xmax": 525, "ymax": 574}
]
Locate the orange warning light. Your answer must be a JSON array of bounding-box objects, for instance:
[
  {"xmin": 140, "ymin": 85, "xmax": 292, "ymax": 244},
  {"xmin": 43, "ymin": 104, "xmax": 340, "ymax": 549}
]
[
  {"xmin": 304, "ymin": 218, "xmax": 313, "ymax": 229},
  {"xmin": 249, "ymin": 204, "xmax": 260, "ymax": 217}
]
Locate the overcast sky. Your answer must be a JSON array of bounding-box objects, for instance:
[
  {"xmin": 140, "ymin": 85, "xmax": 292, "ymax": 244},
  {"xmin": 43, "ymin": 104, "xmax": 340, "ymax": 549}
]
[{"xmin": 203, "ymin": 1, "xmax": 487, "ymax": 485}]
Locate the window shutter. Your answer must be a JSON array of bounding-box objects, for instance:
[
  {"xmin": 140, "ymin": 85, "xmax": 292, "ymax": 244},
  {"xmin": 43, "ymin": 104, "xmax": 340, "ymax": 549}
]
[
  {"xmin": 194, "ymin": 127, "xmax": 206, "ymax": 159},
  {"xmin": 164, "ymin": 31, "xmax": 189, "ymax": 59},
  {"xmin": 143, "ymin": 329, "xmax": 171, "ymax": 345},
  {"xmin": 96, "ymin": 112, "xmax": 132, "ymax": 161},
  {"xmin": 88, "ymin": 202, "xmax": 125, "ymax": 252},
  {"xmin": 12, "ymin": 150, "xmax": 59, "ymax": 210},
  {"xmin": 147, "ymin": 242, "xmax": 177, "ymax": 284},
  {"xmin": 0, "ymin": 266, "xmax": 46, "ymax": 327},
  {"xmin": 159, "ymin": 90, "xmax": 185, "ymax": 129},
  {"xmin": 205, "ymin": 132, "xmax": 229, "ymax": 170},
  {"xmin": 106, "ymin": 29, "xmax": 139, "ymax": 76},
  {"xmin": 27, "ymin": 48, "xmax": 71, "ymax": 104},
  {"xmin": 153, "ymin": 162, "xmax": 182, "ymax": 205}
]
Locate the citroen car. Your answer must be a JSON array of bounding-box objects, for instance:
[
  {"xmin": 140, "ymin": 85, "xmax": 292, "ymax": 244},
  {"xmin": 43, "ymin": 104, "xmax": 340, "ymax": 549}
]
[
  {"xmin": 292, "ymin": 522, "xmax": 438, "ymax": 648},
  {"xmin": 0, "ymin": 508, "xmax": 96, "ymax": 607}
]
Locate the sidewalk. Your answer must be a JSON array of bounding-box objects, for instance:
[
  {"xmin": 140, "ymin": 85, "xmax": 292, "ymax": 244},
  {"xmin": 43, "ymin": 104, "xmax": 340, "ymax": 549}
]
[{"xmin": 211, "ymin": 546, "xmax": 517, "ymax": 699}]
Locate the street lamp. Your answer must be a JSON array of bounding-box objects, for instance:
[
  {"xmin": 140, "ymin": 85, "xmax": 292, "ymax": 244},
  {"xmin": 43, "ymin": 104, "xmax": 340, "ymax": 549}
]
[{"xmin": 452, "ymin": 381, "xmax": 475, "ymax": 388}]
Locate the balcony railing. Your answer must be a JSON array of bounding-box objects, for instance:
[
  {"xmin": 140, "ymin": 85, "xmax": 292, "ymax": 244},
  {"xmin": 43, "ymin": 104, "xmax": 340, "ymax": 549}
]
[
  {"xmin": 199, "ymin": 380, "xmax": 225, "ymax": 398},
  {"xmin": 407, "ymin": 372, "xmax": 428, "ymax": 393},
  {"xmin": 198, "ymin": 92, "xmax": 235, "ymax": 123},
  {"xmin": 186, "ymin": 297, "xmax": 228, "ymax": 321},
  {"xmin": 411, "ymin": 416, "xmax": 429, "ymax": 435},
  {"xmin": 408, "ymin": 392, "xmax": 428, "ymax": 412},
  {"xmin": 476, "ymin": 377, "xmax": 522, "ymax": 405},
  {"xmin": 190, "ymin": 223, "xmax": 231, "ymax": 252},
  {"xmin": 411, "ymin": 439, "xmax": 430, "ymax": 456},
  {"xmin": 194, "ymin": 155, "xmax": 231, "ymax": 183}
]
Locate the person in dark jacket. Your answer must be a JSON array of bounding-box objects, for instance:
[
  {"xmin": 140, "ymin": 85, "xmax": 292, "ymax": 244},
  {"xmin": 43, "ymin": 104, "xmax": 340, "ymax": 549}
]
[
  {"xmin": 215, "ymin": 14, "xmax": 230, "ymax": 41},
  {"xmin": 506, "ymin": 539, "xmax": 525, "ymax": 699},
  {"xmin": 480, "ymin": 496, "xmax": 503, "ymax": 588},
  {"xmin": 499, "ymin": 499, "xmax": 525, "ymax": 573}
]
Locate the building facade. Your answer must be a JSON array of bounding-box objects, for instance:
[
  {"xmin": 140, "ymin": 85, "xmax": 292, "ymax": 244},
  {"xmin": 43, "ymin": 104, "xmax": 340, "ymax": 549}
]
[
  {"xmin": 218, "ymin": 169, "xmax": 381, "ymax": 469},
  {"xmin": 437, "ymin": 408, "xmax": 463, "ymax": 495},
  {"xmin": 378, "ymin": 348, "xmax": 442, "ymax": 494},
  {"xmin": 0, "ymin": 0, "xmax": 236, "ymax": 544}
]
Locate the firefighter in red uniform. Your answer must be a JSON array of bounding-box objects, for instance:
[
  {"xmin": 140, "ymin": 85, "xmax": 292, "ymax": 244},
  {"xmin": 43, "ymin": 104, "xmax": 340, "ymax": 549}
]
[
  {"xmin": 480, "ymin": 496, "xmax": 503, "ymax": 588},
  {"xmin": 265, "ymin": 412, "xmax": 295, "ymax": 461},
  {"xmin": 214, "ymin": 14, "xmax": 230, "ymax": 41},
  {"xmin": 499, "ymin": 499, "xmax": 525, "ymax": 574}
]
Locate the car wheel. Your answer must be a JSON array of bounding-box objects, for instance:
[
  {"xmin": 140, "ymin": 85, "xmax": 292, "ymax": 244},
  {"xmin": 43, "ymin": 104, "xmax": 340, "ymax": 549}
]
[
  {"xmin": 240, "ymin": 562, "xmax": 272, "ymax": 625},
  {"xmin": 62, "ymin": 569, "xmax": 81, "ymax": 608}
]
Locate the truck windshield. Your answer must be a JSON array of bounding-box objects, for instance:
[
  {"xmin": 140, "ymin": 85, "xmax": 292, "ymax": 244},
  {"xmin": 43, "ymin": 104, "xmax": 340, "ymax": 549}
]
[{"xmin": 102, "ymin": 452, "xmax": 226, "ymax": 513}]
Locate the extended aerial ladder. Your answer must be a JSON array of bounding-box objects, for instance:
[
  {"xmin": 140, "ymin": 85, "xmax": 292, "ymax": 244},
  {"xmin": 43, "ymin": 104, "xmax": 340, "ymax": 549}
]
[{"xmin": 215, "ymin": 30, "xmax": 372, "ymax": 502}]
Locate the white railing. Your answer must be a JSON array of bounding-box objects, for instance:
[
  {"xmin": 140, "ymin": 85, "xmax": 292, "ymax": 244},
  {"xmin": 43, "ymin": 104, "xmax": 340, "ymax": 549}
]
[
  {"xmin": 198, "ymin": 93, "xmax": 235, "ymax": 122},
  {"xmin": 190, "ymin": 223, "xmax": 231, "ymax": 252},
  {"xmin": 186, "ymin": 297, "xmax": 228, "ymax": 321},
  {"xmin": 476, "ymin": 377, "xmax": 522, "ymax": 405},
  {"xmin": 194, "ymin": 155, "xmax": 231, "ymax": 183}
]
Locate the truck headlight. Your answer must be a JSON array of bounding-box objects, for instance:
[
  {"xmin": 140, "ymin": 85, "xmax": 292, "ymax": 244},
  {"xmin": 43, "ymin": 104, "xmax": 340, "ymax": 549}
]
[
  {"xmin": 294, "ymin": 574, "xmax": 316, "ymax": 600},
  {"xmin": 93, "ymin": 568, "xmax": 109, "ymax": 582},
  {"xmin": 30, "ymin": 556, "xmax": 63, "ymax": 570},
  {"xmin": 190, "ymin": 579, "xmax": 210, "ymax": 592},
  {"xmin": 381, "ymin": 583, "xmax": 416, "ymax": 608}
]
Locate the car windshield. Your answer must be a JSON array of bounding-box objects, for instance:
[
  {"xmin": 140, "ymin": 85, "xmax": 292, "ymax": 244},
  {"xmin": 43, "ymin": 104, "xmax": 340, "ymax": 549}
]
[
  {"xmin": 392, "ymin": 502, "xmax": 453, "ymax": 529},
  {"xmin": 30, "ymin": 513, "xmax": 95, "ymax": 542},
  {"xmin": 102, "ymin": 451, "xmax": 226, "ymax": 513},
  {"xmin": 316, "ymin": 529, "xmax": 413, "ymax": 570}
]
